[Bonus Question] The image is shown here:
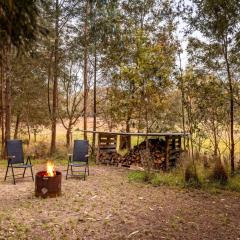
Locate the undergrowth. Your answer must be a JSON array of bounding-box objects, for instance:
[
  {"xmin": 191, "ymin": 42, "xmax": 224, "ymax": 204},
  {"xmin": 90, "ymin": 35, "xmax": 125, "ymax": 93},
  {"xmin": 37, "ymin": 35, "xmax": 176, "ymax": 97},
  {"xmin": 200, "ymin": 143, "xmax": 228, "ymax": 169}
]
[{"xmin": 128, "ymin": 164, "xmax": 240, "ymax": 193}]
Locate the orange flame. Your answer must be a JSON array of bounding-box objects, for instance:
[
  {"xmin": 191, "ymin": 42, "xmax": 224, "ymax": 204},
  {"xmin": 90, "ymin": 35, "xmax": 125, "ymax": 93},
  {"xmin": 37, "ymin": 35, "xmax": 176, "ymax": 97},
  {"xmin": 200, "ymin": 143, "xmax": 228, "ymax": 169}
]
[{"xmin": 46, "ymin": 161, "xmax": 55, "ymax": 177}]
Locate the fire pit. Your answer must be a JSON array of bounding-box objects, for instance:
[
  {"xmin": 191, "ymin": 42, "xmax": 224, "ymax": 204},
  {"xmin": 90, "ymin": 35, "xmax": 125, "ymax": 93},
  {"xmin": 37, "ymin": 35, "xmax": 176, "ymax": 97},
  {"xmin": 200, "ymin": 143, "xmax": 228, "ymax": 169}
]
[{"xmin": 35, "ymin": 161, "xmax": 62, "ymax": 198}]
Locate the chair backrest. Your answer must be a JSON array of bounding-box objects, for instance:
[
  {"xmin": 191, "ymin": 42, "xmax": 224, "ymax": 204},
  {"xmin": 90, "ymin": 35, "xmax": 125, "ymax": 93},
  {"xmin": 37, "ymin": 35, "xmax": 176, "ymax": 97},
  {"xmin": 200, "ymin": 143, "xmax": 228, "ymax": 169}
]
[
  {"xmin": 72, "ymin": 140, "xmax": 88, "ymax": 162},
  {"xmin": 6, "ymin": 140, "xmax": 24, "ymax": 164}
]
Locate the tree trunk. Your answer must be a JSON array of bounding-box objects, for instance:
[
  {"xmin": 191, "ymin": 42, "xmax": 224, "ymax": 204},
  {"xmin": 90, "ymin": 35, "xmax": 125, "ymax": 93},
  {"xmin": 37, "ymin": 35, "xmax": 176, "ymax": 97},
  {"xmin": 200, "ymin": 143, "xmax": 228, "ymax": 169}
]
[
  {"xmin": 5, "ymin": 44, "xmax": 11, "ymax": 143},
  {"xmin": 83, "ymin": 0, "xmax": 89, "ymax": 140},
  {"xmin": 33, "ymin": 129, "xmax": 37, "ymax": 143},
  {"xmin": 66, "ymin": 124, "xmax": 72, "ymax": 149},
  {"xmin": 223, "ymin": 40, "xmax": 235, "ymax": 174},
  {"xmin": 92, "ymin": 39, "xmax": 97, "ymax": 156},
  {"xmin": 14, "ymin": 114, "xmax": 20, "ymax": 139},
  {"xmin": 213, "ymin": 130, "xmax": 218, "ymax": 158},
  {"xmin": 26, "ymin": 121, "xmax": 31, "ymax": 144},
  {"xmin": 0, "ymin": 47, "xmax": 5, "ymax": 158},
  {"xmin": 125, "ymin": 117, "xmax": 131, "ymax": 150},
  {"xmin": 50, "ymin": 0, "xmax": 59, "ymax": 155},
  {"xmin": 178, "ymin": 51, "xmax": 186, "ymax": 151}
]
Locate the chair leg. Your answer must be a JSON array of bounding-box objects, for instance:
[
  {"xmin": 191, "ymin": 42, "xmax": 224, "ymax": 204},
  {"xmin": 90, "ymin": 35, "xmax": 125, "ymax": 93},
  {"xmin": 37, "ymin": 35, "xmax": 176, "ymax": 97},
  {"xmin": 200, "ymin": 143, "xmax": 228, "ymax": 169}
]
[
  {"xmin": 84, "ymin": 167, "xmax": 86, "ymax": 181},
  {"xmin": 11, "ymin": 166, "xmax": 16, "ymax": 185},
  {"xmin": 71, "ymin": 165, "xmax": 73, "ymax": 175},
  {"xmin": 30, "ymin": 167, "xmax": 34, "ymax": 181},
  {"xmin": 23, "ymin": 167, "xmax": 26, "ymax": 178},
  {"xmin": 66, "ymin": 163, "xmax": 70, "ymax": 180},
  {"xmin": 4, "ymin": 165, "xmax": 9, "ymax": 181},
  {"xmin": 87, "ymin": 164, "xmax": 89, "ymax": 176}
]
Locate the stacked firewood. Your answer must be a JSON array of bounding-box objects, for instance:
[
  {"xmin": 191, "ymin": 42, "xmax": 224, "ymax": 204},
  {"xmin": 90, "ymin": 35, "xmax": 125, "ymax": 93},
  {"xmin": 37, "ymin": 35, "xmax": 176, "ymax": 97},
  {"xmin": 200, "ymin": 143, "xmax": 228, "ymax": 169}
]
[
  {"xmin": 120, "ymin": 139, "xmax": 167, "ymax": 169},
  {"xmin": 98, "ymin": 136, "xmax": 181, "ymax": 170},
  {"xmin": 98, "ymin": 151, "xmax": 122, "ymax": 166}
]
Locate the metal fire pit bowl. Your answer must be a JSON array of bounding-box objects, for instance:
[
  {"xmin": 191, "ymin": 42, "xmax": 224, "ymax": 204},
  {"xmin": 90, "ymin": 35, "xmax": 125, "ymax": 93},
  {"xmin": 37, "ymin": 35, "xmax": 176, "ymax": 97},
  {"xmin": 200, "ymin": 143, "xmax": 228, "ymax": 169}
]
[{"xmin": 35, "ymin": 171, "xmax": 62, "ymax": 198}]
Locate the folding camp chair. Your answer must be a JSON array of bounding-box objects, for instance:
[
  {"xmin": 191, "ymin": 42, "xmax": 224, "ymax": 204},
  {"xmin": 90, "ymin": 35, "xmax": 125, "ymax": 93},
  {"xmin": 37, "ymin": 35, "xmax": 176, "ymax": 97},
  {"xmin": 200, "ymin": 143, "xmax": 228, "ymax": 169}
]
[
  {"xmin": 4, "ymin": 140, "xmax": 34, "ymax": 184},
  {"xmin": 66, "ymin": 140, "xmax": 89, "ymax": 180}
]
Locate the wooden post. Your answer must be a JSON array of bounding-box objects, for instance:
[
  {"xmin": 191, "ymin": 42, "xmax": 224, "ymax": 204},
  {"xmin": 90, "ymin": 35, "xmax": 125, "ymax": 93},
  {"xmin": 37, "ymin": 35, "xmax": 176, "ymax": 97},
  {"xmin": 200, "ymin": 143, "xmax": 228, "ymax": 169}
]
[
  {"xmin": 178, "ymin": 136, "xmax": 182, "ymax": 149},
  {"xmin": 165, "ymin": 136, "xmax": 170, "ymax": 171},
  {"xmin": 178, "ymin": 136, "xmax": 182, "ymax": 161},
  {"xmin": 96, "ymin": 133, "xmax": 100, "ymax": 164}
]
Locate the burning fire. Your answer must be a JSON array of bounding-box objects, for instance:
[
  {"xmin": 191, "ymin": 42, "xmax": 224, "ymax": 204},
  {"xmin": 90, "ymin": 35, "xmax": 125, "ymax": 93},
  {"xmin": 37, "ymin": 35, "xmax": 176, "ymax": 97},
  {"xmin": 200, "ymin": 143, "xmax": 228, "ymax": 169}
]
[{"xmin": 46, "ymin": 161, "xmax": 56, "ymax": 177}]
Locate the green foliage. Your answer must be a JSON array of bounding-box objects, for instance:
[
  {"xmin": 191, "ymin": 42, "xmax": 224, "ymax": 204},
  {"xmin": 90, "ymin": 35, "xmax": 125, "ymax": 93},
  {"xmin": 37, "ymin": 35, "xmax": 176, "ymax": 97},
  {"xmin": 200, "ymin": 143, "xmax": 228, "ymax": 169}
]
[
  {"xmin": 128, "ymin": 169, "xmax": 185, "ymax": 187},
  {"xmin": 128, "ymin": 163, "xmax": 240, "ymax": 193},
  {"xmin": 96, "ymin": 0, "xmax": 177, "ymax": 132},
  {"xmin": 186, "ymin": 0, "xmax": 240, "ymax": 172},
  {"xmin": 128, "ymin": 171, "xmax": 154, "ymax": 183},
  {"xmin": 11, "ymin": 54, "xmax": 50, "ymax": 132},
  {"xmin": 227, "ymin": 175, "xmax": 240, "ymax": 192},
  {"xmin": 150, "ymin": 170, "xmax": 184, "ymax": 187},
  {"xmin": 0, "ymin": 0, "xmax": 46, "ymax": 49}
]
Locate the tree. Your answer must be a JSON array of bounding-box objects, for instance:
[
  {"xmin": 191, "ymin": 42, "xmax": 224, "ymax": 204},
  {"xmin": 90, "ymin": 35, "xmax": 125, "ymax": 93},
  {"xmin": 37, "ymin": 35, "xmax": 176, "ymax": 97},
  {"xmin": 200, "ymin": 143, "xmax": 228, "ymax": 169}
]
[
  {"xmin": 187, "ymin": 0, "xmax": 240, "ymax": 173},
  {"xmin": 58, "ymin": 58, "xmax": 84, "ymax": 148},
  {"xmin": 11, "ymin": 53, "xmax": 50, "ymax": 142},
  {"xmin": 43, "ymin": 0, "xmax": 79, "ymax": 154},
  {"xmin": 181, "ymin": 68, "xmax": 228, "ymax": 157},
  {"xmin": 98, "ymin": 0, "xmax": 176, "ymax": 134},
  {"xmin": 0, "ymin": 0, "xmax": 45, "ymax": 156}
]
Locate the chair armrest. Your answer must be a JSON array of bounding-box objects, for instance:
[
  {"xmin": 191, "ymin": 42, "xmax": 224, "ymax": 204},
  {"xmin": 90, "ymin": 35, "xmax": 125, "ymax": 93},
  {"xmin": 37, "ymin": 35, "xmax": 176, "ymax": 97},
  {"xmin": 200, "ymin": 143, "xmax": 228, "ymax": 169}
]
[
  {"xmin": 85, "ymin": 154, "xmax": 89, "ymax": 157},
  {"xmin": 68, "ymin": 154, "xmax": 72, "ymax": 156},
  {"xmin": 6, "ymin": 156, "xmax": 15, "ymax": 164}
]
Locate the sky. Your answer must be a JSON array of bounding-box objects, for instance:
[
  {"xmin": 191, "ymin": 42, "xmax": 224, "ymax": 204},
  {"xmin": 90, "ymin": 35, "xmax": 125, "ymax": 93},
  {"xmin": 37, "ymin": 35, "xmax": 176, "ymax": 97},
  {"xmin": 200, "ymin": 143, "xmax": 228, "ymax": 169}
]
[{"xmin": 174, "ymin": 0, "xmax": 204, "ymax": 69}]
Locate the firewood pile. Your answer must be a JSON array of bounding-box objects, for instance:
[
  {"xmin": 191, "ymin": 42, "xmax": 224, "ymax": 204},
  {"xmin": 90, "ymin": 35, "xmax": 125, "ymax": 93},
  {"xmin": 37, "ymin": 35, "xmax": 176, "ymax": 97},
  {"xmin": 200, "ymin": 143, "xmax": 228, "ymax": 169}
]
[
  {"xmin": 97, "ymin": 132, "xmax": 182, "ymax": 170},
  {"xmin": 120, "ymin": 139, "xmax": 167, "ymax": 169},
  {"xmin": 98, "ymin": 151, "xmax": 122, "ymax": 166},
  {"xmin": 97, "ymin": 133, "xmax": 121, "ymax": 166}
]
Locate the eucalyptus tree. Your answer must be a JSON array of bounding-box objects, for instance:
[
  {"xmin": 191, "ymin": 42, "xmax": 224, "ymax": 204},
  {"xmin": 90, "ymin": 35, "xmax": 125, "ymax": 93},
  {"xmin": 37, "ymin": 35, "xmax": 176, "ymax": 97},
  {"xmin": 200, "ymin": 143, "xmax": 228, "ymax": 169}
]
[
  {"xmin": 182, "ymin": 68, "xmax": 228, "ymax": 157},
  {"xmin": 187, "ymin": 0, "xmax": 240, "ymax": 173},
  {"xmin": 0, "ymin": 0, "xmax": 45, "ymax": 156},
  {"xmin": 98, "ymin": 0, "xmax": 177, "ymax": 133},
  {"xmin": 58, "ymin": 56, "xmax": 84, "ymax": 148},
  {"xmin": 43, "ymin": 0, "xmax": 80, "ymax": 154},
  {"xmin": 11, "ymin": 54, "xmax": 50, "ymax": 142}
]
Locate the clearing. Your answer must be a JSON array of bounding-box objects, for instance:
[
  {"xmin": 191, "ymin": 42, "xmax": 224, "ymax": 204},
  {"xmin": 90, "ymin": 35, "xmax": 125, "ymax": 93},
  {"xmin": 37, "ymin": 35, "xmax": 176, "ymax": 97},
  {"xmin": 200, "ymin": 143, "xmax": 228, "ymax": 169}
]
[{"xmin": 0, "ymin": 165, "xmax": 240, "ymax": 240}]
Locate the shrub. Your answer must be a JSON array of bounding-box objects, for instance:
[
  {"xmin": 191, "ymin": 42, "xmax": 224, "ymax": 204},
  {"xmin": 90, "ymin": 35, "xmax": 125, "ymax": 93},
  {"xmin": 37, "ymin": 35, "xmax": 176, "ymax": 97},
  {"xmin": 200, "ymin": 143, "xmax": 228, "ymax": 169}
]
[
  {"xmin": 227, "ymin": 175, "xmax": 240, "ymax": 192},
  {"xmin": 53, "ymin": 149, "xmax": 67, "ymax": 160},
  {"xmin": 128, "ymin": 170, "xmax": 154, "ymax": 183},
  {"xmin": 33, "ymin": 141, "xmax": 49, "ymax": 158},
  {"xmin": 150, "ymin": 171, "xmax": 184, "ymax": 187},
  {"xmin": 210, "ymin": 162, "xmax": 228, "ymax": 185},
  {"xmin": 184, "ymin": 163, "xmax": 201, "ymax": 188}
]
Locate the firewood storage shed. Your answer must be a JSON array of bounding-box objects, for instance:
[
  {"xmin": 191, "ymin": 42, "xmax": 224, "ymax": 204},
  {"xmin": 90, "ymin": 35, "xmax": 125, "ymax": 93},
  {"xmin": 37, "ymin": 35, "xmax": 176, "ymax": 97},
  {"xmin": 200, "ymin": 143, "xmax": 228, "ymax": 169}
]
[{"xmin": 81, "ymin": 130, "xmax": 189, "ymax": 170}]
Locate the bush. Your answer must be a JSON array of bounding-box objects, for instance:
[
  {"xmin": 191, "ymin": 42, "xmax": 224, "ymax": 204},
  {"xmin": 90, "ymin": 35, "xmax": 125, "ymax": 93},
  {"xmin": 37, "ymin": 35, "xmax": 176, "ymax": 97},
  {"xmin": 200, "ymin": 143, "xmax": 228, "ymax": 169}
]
[
  {"xmin": 210, "ymin": 162, "xmax": 228, "ymax": 185},
  {"xmin": 227, "ymin": 175, "xmax": 240, "ymax": 192},
  {"xmin": 150, "ymin": 171, "xmax": 184, "ymax": 187},
  {"xmin": 32, "ymin": 141, "xmax": 49, "ymax": 158},
  {"xmin": 184, "ymin": 163, "xmax": 201, "ymax": 188},
  {"xmin": 128, "ymin": 171, "xmax": 154, "ymax": 183}
]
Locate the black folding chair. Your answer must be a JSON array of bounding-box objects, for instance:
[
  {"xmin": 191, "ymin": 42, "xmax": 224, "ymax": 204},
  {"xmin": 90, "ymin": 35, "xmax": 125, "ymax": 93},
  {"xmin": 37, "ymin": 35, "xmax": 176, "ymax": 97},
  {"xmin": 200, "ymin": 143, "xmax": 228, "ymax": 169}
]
[
  {"xmin": 66, "ymin": 140, "xmax": 89, "ymax": 180},
  {"xmin": 4, "ymin": 140, "xmax": 34, "ymax": 184}
]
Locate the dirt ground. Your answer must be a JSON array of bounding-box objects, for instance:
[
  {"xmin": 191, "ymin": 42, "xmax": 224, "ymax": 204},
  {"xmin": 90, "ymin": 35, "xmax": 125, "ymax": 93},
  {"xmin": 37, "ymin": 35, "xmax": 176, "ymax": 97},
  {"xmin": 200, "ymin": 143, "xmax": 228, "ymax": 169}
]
[{"xmin": 0, "ymin": 165, "xmax": 240, "ymax": 240}]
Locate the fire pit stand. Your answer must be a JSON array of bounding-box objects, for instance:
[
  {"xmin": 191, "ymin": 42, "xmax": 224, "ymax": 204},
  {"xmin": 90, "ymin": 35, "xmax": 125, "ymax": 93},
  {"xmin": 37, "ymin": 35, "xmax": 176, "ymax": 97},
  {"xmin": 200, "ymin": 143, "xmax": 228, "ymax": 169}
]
[{"xmin": 35, "ymin": 171, "xmax": 62, "ymax": 198}]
